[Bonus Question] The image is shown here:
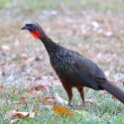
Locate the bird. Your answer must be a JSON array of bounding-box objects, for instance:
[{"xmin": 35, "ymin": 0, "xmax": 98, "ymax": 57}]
[{"xmin": 21, "ymin": 22, "xmax": 124, "ymax": 105}]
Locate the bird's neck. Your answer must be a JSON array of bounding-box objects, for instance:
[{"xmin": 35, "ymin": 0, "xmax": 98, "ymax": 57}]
[{"xmin": 40, "ymin": 36, "xmax": 61, "ymax": 54}]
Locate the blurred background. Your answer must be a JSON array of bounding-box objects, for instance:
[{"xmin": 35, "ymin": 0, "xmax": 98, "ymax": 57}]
[{"xmin": 0, "ymin": 0, "xmax": 124, "ymax": 85}]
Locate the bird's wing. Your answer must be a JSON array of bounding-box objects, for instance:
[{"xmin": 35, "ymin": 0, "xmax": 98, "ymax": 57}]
[
  {"xmin": 63, "ymin": 52, "xmax": 107, "ymax": 90},
  {"xmin": 75, "ymin": 53, "xmax": 106, "ymax": 80}
]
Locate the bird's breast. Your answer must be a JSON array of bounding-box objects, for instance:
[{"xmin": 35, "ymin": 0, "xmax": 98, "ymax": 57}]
[{"xmin": 49, "ymin": 52, "xmax": 73, "ymax": 79}]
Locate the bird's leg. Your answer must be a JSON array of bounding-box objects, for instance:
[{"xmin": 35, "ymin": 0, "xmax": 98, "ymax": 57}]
[
  {"xmin": 77, "ymin": 87, "xmax": 85, "ymax": 106},
  {"xmin": 62, "ymin": 84, "xmax": 73, "ymax": 105}
]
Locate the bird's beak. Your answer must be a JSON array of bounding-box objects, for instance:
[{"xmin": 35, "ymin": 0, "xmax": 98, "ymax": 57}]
[{"xmin": 21, "ymin": 25, "xmax": 28, "ymax": 30}]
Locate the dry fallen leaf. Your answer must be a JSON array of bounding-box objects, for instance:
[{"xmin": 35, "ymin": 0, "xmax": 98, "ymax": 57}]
[
  {"xmin": 5, "ymin": 110, "xmax": 36, "ymax": 119},
  {"xmin": 34, "ymin": 76, "xmax": 42, "ymax": 81},
  {"xmin": 31, "ymin": 84, "xmax": 48, "ymax": 92},
  {"xmin": 53, "ymin": 104, "xmax": 73, "ymax": 117},
  {"xmin": 84, "ymin": 99, "xmax": 94, "ymax": 104},
  {"xmin": 27, "ymin": 83, "xmax": 48, "ymax": 98},
  {"xmin": 15, "ymin": 97, "xmax": 28, "ymax": 105},
  {"xmin": 112, "ymin": 96, "xmax": 117, "ymax": 100},
  {"xmin": 5, "ymin": 110, "xmax": 18, "ymax": 119},
  {"xmin": 0, "ymin": 86, "xmax": 4, "ymax": 91},
  {"xmin": 15, "ymin": 112, "xmax": 30, "ymax": 118},
  {"xmin": 27, "ymin": 89, "xmax": 38, "ymax": 98},
  {"xmin": 75, "ymin": 99, "xmax": 95, "ymax": 108},
  {"xmin": 15, "ymin": 112, "xmax": 35, "ymax": 118},
  {"xmin": 29, "ymin": 77, "xmax": 52, "ymax": 92},
  {"xmin": 53, "ymin": 93, "xmax": 68, "ymax": 105},
  {"xmin": 38, "ymin": 96, "xmax": 55, "ymax": 104}
]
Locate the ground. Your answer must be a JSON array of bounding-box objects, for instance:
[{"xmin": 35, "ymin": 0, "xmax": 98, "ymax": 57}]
[{"xmin": 0, "ymin": 0, "xmax": 124, "ymax": 123}]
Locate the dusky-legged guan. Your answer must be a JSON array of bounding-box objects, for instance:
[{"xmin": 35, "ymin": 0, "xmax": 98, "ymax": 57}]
[{"xmin": 22, "ymin": 22, "xmax": 124, "ymax": 105}]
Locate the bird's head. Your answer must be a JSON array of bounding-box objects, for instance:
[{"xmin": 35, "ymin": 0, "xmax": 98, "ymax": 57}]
[{"xmin": 21, "ymin": 22, "xmax": 45, "ymax": 39}]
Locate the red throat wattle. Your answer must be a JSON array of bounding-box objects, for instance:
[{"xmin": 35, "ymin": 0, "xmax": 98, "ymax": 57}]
[{"xmin": 29, "ymin": 31, "xmax": 40, "ymax": 39}]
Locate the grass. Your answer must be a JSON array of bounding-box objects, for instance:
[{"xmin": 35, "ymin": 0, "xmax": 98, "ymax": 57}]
[
  {"xmin": 0, "ymin": 85, "xmax": 124, "ymax": 123},
  {"xmin": 0, "ymin": 0, "xmax": 124, "ymax": 123}
]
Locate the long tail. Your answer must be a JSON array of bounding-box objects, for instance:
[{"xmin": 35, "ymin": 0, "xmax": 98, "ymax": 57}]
[{"xmin": 100, "ymin": 81, "xmax": 124, "ymax": 104}]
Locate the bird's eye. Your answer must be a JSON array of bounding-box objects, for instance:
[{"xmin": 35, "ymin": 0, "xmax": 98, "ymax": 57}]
[
  {"xmin": 32, "ymin": 24, "xmax": 35, "ymax": 27},
  {"xmin": 31, "ymin": 24, "xmax": 37, "ymax": 30}
]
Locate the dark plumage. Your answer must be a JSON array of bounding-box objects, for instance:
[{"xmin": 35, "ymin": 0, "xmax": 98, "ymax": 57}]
[{"xmin": 22, "ymin": 22, "xmax": 124, "ymax": 105}]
